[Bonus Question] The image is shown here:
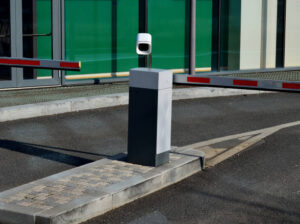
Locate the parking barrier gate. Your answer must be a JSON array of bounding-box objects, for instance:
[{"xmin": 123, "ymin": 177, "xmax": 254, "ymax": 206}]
[
  {"xmin": 0, "ymin": 57, "xmax": 81, "ymax": 71},
  {"xmin": 173, "ymin": 67, "xmax": 300, "ymax": 92}
]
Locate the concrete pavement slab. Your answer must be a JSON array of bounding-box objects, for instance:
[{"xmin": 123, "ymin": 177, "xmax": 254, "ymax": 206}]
[{"xmin": 0, "ymin": 152, "xmax": 202, "ymax": 224}]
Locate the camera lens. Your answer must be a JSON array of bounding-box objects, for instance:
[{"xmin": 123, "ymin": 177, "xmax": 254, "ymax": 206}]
[{"xmin": 139, "ymin": 44, "xmax": 149, "ymax": 51}]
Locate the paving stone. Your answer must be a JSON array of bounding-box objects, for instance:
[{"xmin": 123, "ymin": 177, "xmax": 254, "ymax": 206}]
[{"xmin": 0, "ymin": 149, "xmax": 202, "ymax": 224}]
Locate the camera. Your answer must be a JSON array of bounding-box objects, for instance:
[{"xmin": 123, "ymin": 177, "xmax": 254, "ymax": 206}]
[{"xmin": 136, "ymin": 33, "xmax": 152, "ymax": 55}]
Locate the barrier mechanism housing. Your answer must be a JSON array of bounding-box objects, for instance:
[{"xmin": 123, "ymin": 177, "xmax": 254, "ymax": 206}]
[{"xmin": 127, "ymin": 68, "xmax": 173, "ymax": 167}]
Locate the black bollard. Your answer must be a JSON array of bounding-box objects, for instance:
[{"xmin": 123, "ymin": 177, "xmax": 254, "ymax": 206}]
[{"xmin": 127, "ymin": 68, "xmax": 173, "ymax": 167}]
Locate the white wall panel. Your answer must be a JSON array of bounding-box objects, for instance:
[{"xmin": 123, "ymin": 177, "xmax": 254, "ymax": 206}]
[
  {"xmin": 240, "ymin": 0, "xmax": 262, "ymax": 70},
  {"xmin": 285, "ymin": 0, "xmax": 300, "ymax": 67},
  {"xmin": 265, "ymin": 0, "xmax": 277, "ymax": 68}
]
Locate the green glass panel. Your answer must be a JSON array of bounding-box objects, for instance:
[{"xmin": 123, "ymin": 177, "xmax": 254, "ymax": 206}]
[
  {"xmin": 149, "ymin": 0, "xmax": 212, "ymax": 71},
  {"xmin": 23, "ymin": 0, "xmax": 52, "ymax": 79},
  {"xmin": 116, "ymin": 0, "xmax": 139, "ymax": 72},
  {"xmin": 220, "ymin": 0, "xmax": 241, "ymax": 70},
  {"xmin": 196, "ymin": 0, "xmax": 212, "ymax": 70},
  {"xmin": 65, "ymin": 0, "xmax": 139, "ymax": 77},
  {"xmin": 36, "ymin": 0, "xmax": 52, "ymax": 77},
  {"xmin": 0, "ymin": 0, "xmax": 11, "ymax": 80},
  {"xmin": 148, "ymin": 0, "xmax": 188, "ymax": 70}
]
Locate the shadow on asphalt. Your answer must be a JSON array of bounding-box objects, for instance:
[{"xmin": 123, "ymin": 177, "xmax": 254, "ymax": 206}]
[
  {"xmin": 0, "ymin": 139, "xmax": 128, "ymax": 167},
  {"xmin": 0, "ymin": 140, "xmax": 95, "ymax": 166}
]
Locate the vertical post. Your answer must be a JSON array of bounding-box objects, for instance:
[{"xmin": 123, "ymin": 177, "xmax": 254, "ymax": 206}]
[
  {"xmin": 53, "ymin": 0, "xmax": 62, "ymax": 80},
  {"xmin": 10, "ymin": 0, "xmax": 17, "ymax": 59},
  {"xmin": 189, "ymin": 0, "xmax": 196, "ymax": 75},
  {"xmin": 127, "ymin": 68, "xmax": 172, "ymax": 167},
  {"xmin": 260, "ymin": 0, "xmax": 268, "ymax": 69},
  {"xmin": 276, "ymin": 0, "xmax": 286, "ymax": 68},
  {"xmin": 10, "ymin": 0, "xmax": 17, "ymax": 85},
  {"xmin": 51, "ymin": 1, "xmax": 62, "ymax": 60},
  {"xmin": 149, "ymin": 53, "xmax": 152, "ymax": 69},
  {"xmin": 111, "ymin": 0, "xmax": 117, "ymax": 74},
  {"xmin": 32, "ymin": 0, "xmax": 38, "ymax": 79},
  {"xmin": 61, "ymin": 0, "xmax": 65, "ymax": 84},
  {"xmin": 15, "ymin": 0, "xmax": 23, "ymax": 86},
  {"xmin": 211, "ymin": 0, "xmax": 221, "ymax": 71},
  {"xmin": 139, "ymin": 0, "xmax": 148, "ymax": 67}
]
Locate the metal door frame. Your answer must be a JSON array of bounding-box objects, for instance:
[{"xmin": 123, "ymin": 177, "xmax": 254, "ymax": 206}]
[
  {"xmin": 16, "ymin": 0, "xmax": 62, "ymax": 87},
  {"xmin": 0, "ymin": 0, "xmax": 62, "ymax": 89},
  {"xmin": 0, "ymin": 0, "xmax": 17, "ymax": 88}
]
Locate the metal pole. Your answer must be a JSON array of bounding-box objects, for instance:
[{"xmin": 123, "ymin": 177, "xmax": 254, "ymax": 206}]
[
  {"xmin": 112, "ymin": 0, "xmax": 117, "ymax": 74},
  {"xmin": 276, "ymin": 0, "xmax": 286, "ymax": 68},
  {"xmin": 212, "ymin": 0, "xmax": 221, "ymax": 71},
  {"xmin": 149, "ymin": 53, "xmax": 152, "ymax": 69},
  {"xmin": 260, "ymin": 0, "xmax": 268, "ymax": 69},
  {"xmin": 189, "ymin": 0, "xmax": 196, "ymax": 75},
  {"xmin": 139, "ymin": 0, "xmax": 148, "ymax": 68}
]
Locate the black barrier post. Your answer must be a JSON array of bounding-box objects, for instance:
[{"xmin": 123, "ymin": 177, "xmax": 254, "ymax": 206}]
[{"xmin": 127, "ymin": 68, "xmax": 172, "ymax": 167}]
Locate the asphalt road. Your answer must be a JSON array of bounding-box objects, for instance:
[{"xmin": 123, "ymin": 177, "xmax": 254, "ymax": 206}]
[
  {"xmin": 0, "ymin": 92, "xmax": 300, "ymax": 192},
  {"xmin": 85, "ymin": 125, "xmax": 300, "ymax": 224}
]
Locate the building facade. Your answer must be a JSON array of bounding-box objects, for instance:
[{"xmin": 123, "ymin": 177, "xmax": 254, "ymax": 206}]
[{"xmin": 0, "ymin": 0, "xmax": 299, "ymax": 89}]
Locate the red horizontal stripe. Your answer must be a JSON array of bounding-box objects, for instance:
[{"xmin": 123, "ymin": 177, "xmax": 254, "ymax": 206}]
[
  {"xmin": 18, "ymin": 59, "xmax": 40, "ymax": 66},
  {"xmin": 282, "ymin": 83, "xmax": 300, "ymax": 89},
  {"xmin": 233, "ymin": 79, "xmax": 258, "ymax": 87},
  {"xmin": 187, "ymin": 77, "xmax": 210, "ymax": 84},
  {"xmin": 0, "ymin": 58, "xmax": 40, "ymax": 66},
  {"xmin": 60, "ymin": 62, "xmax": 80, "ymax": 69}
]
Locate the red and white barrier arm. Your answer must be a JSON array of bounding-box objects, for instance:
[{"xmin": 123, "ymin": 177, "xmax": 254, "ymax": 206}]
[
  {"xmin": 174, "ymin": 73, "xmax": 300, "ymax": 92},
  {"xmin": 0, "ymin": 57, "xmax": 81, "ymax": 71}
]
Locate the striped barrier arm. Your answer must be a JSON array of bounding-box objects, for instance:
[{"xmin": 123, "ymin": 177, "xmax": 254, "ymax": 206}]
[
  {"xmin": 0, "ymin": 57, "xmax": 81, "ymax": 71},
  {"xmin": 174, "ymin": 73, "xmax": 300, "ymax": 92}
]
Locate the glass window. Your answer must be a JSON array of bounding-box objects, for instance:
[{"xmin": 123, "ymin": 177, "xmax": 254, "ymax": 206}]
[
  {"xmin": 196, "ymin": 0, "xmax": 212, "ymax": 73},
  {"xmin": 22, "ymin": 0, "xmax": 52, "ymax": 80},
  {"xmin": 65, "ymin": 0, "xmax": 139, "ymax": 78},
  {"xmin": 220, "ymin": 0, "xmax": 241, "ymax": 71},
  {"xmin": 148, "ymin": 0, "xmax": 188, "ymax": 71}
]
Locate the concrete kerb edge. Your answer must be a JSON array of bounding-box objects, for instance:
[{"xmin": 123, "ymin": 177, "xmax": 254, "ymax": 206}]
[
  {"xmin": 0, "ymin": 87, "xmax": 271, "ymax": 123},
  {"xmin": 111, "ymin": 158, "xmax": 201, "ymax": 209},
  {"xmin": 0, "ymin": 131, "xmax": 266, "ymax": 224},
  {"xmin": 0, "ymin": 152, "xmax": 203, "ymax": 224},
  {"xmin": 36, "ymin": 194, "xmax": 113, "ymax": 224},
  {"xmin": 36, "ymin": 156, "xmax": 202, "ymax": 224}
]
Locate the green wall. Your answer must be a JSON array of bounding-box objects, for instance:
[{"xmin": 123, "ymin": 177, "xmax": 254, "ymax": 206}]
[
  {"xmin": 36, "ymin": 0, "xmax": 52, "ymax": 77},
  {"xmin": 149, "ymin": 0, "xmax": 212, "ymax": 70},
  {"xmin": 34, "ymin": 1, "xmax": 241, "ymax": 79},
  {"xmin": 220, "ymin": 0, "xmax": 241, "ymax": 70},
  {"xmin": 65, "ymin": 0, "xmax": 139, "ymax": 77},
  {"xmin": 64, "ymin": 0, "xmax": 213, "ymax": 78},
  {"xmin": 196, "ymin": 0, "xmax": 212, "ymax": 69},
  {"xmin": 148, "ymin": 0, "xmax": 189, "ymax": 70}
]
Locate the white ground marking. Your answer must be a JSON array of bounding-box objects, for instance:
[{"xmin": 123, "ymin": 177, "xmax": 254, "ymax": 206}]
[{"xmin": 180, "ymin": 120, "xmax": 300, "ymax": 167}]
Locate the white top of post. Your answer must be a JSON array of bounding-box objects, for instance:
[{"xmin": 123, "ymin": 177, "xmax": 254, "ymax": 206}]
[{"xmin": 129, "ymin": 68, "xmax": 173, "ymax": 90}]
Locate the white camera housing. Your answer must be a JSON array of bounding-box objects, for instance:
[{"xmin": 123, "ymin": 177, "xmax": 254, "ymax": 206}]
[{"xmin": 136, "ymin": 33, "xmax": 152, "ymax": 55}]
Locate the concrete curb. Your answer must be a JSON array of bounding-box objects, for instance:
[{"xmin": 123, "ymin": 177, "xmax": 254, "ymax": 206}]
[
  {"xmin": 0, "ymin": 87, "xmax": 270, "ymax": 122},
  {"xmin": 0, "ymin": 124, "xmax": 280, "ymax": 224},
  {"xmin": 0, "ymin": 150, "xmax": 203, "ymax": 224}
]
